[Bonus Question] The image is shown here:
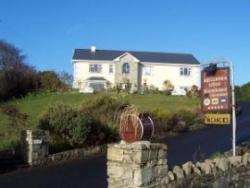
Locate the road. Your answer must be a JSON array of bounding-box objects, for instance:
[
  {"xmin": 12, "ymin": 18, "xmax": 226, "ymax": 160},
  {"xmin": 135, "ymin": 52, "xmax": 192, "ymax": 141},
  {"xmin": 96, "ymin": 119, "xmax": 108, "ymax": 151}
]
[{"xmin": 0, "ymin": 102, "xmax": 249, "ymax": 188}]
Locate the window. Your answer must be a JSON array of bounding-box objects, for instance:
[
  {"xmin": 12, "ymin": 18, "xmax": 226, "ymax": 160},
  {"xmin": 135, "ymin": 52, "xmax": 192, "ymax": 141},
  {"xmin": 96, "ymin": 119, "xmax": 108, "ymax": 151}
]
[
  {"xmin": 89, "ymin": 64, "xmax": 102, "ymax": 73},
  {"xmin": 144, "ymin": 66, "xmax": 152, "ymax": 76},
  {"xmin": 109, "ymin": 64, "xmax": 113, "ymax": 73},
  {"xmin": 180, "ymin": 67, "xmax": 191, "ymax": 76},
  {"xmin": 122, "ymin": 63, "xmax": 130, "ymax": 74}
]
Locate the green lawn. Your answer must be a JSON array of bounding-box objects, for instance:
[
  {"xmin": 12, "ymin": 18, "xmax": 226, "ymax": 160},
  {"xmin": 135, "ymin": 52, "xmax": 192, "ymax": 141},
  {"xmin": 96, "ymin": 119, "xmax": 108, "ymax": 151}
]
[
  {"xmin": 129, "ymin": 94, "xmax": 199, "ymax": 112},
  {"xmin": 0, "ymin": 92, "xmax": 199, "ymax": 150}
]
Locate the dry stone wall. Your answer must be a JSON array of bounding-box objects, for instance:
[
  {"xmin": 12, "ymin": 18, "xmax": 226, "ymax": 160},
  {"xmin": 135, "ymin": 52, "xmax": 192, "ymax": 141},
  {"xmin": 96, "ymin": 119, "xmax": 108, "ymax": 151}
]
[
  {"xmin": 107, "ymin": 141, "xmax": 250, "ymax": 188},
  {"xmin": 21, "ymin": 130, "xmax": 106, "ymax": 166},
  {"xmin": 164, "ymin": 153, "xmax": 250, "ymax": 188},
  {"xmin": 35, "ymin": 145, "xmax": 106, "ymax": 166},
  {"xmin": 107, "ymin": 141, "xmax": 168, "ymax": 188}
]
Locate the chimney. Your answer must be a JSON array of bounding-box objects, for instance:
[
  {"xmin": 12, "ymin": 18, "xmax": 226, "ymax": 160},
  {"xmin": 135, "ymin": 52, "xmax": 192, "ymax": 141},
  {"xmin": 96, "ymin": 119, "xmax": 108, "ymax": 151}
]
[{"xmin": 91, "ymin": 45, "xmax": 96, "ymax": 53}]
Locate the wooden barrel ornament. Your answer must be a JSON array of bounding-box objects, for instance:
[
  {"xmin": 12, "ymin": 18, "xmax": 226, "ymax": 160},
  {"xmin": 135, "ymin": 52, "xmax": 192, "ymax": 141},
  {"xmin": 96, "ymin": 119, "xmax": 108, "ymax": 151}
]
[{"xmin": 119, "ymin": 113, "xmax": 154, "ymax": 143}]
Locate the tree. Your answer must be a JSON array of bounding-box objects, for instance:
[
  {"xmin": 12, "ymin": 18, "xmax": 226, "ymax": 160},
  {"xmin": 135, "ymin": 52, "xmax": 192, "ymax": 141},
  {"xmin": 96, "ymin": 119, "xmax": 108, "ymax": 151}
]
[
  {"xmin": 235, "ymin": 85, "xmax": 242, "ymax": 101},
  {"xmin": 39, "ymin": 70, "xmax": 68, "ymax": 91},
  {"xmin": 0, "ymin": 40, "xmax": 39, "ymax": 101},
  {"xmin": 236, "ymin": 82, "xmax": 250, "ymax": 101},
  {"xmin": 59, "ymin": 71, "xmax": 73, "ymax": 87}
]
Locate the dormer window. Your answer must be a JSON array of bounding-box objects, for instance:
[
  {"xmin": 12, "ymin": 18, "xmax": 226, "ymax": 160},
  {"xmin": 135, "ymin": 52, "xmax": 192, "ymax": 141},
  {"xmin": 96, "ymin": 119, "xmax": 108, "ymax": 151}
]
[{"xmin": 122, "ymin": 63, "xmax": 130, "ymax": 74}]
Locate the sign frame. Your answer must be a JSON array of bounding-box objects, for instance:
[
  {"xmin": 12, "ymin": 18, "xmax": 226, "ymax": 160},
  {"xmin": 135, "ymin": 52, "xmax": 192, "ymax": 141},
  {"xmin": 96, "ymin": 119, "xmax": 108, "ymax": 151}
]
[
  {"xmin": 201, "ymin": 60, "xmax": 236, "ymax": 156},
  {"xmin": 201, "ymin": 67, "xmax": 231, "ymax": 113}
]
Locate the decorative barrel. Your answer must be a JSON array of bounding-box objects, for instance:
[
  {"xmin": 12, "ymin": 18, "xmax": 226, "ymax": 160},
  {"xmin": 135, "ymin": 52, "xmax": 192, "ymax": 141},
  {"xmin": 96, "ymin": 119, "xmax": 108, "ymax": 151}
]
[{"xmin": 119, "ymin": 113, "xmax": 154, "ymax": 143}]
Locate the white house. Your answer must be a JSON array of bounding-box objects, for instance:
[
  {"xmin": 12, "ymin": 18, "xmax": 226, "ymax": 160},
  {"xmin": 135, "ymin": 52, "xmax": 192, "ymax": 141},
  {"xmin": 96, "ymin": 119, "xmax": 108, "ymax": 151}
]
[{"xmin": 72, "ymin": 46, "xmax": 200, "ymax": 95}]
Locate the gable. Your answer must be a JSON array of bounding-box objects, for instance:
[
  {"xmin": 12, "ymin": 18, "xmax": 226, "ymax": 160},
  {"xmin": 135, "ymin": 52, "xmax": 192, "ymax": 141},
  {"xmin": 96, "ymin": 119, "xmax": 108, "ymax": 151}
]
[{"xmin": 113, "ymin": 52, "xmax": 140, "ymax": 63}]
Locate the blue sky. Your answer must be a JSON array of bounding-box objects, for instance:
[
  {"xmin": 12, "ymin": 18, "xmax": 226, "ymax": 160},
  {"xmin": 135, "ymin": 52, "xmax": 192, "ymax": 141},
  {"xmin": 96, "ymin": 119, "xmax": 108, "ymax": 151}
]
[{"xmin": 0, "ymin": 0, "xmax": 249, "ymax": 85}]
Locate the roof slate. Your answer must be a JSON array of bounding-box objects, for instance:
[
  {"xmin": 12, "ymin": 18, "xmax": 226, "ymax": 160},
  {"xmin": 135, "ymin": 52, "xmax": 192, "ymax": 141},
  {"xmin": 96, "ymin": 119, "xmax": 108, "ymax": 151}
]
[{"xmin": 72, "ymin": 49, "xmax": 200, "ymax": 65}]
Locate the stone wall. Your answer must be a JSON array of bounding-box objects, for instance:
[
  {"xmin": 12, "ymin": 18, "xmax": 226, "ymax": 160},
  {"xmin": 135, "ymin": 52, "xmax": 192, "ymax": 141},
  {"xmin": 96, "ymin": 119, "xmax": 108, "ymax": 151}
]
[
  {"xmin": 114, "ymin": 53, "xmax": 139, "ymax": 91},
  {"xmin": 164, "ymin": 153, "xmax": 250, "ymax": 188},
  {"xmin": 107, "ymin": 141, "xmax": 168, "ymax": 188},
  {"xmin": 35, "ymin": 145, "xmax": 106, "ymax": 166},
  {"xmin": 107, "ymin": 141, "xmax": 250, "ymax": 188},
  {"xmin": 21, "ymin": 130, "xmax": 107, "ymax": 167}
]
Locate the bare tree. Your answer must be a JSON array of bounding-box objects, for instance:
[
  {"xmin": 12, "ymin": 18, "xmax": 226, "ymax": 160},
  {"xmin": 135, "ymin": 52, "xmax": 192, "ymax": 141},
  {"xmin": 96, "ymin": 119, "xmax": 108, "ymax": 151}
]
[{"xmin": 59, "ymin": 71, "xmax": 73, "ymax": 87}]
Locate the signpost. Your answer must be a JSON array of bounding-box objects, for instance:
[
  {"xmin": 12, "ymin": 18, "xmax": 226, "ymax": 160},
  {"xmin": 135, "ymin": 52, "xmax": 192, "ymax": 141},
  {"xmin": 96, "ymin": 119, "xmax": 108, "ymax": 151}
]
[{"xmin": 201, "ymin": 60, "xmax": 236, "ymax": 156}]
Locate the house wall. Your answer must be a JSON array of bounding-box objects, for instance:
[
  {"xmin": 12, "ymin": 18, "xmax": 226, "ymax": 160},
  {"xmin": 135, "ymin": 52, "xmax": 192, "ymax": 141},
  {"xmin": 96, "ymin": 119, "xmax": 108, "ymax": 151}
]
[
  {"xmin": 73, "ymin": 59, "xmax": 200, "ymax": 95},
  {"xmin": 73, "ymin": 60, "xmax": 115, "ymax": 88},
  {"xmin": 114, "ymin": 53, "xmax": 139, "ymax": 91},
  {"xmin": 140, "ymin": 63, "xmax": 200, "ymax": 94}
]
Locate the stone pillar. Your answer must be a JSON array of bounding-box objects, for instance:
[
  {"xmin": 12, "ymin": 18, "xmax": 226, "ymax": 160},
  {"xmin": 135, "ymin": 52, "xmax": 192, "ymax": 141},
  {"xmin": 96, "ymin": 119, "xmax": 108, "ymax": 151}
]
[
  {"xmin": 21, "ymin": 130, "xmax": 49, "ymax": 166},
  {"xmin": 107, "ymin": 141, "xmax": 168, "ymax": 188}
]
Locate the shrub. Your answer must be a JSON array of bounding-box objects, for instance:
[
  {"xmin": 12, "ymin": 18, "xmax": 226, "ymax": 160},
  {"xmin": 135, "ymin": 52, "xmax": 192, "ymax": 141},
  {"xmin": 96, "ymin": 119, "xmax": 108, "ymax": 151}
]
[
  {"xmin": 38, "ymin": 96, "xmax": 126, "ymax": 148},
  {"xmin": 124, "ymin": 81, "xmax": 132, "ymax": 93},
  {"xmin": 38, "ymin": 104, "xmax": 93, "ymax": 147},
  {"xmin": 146, "ymin": 87, "xmax": 160, "ymax": 94},
  {"xmin": 149, "ymin": 109, "xmax": 172, "ymax": 135},
  {"xmin": 49, "ymin": 141, "xmax": 73, "ymax": 154},
  {"xmin": 80, "ymin": 94, "xmax": 129, "ymax": 128},
  {"xmin": 168, "ymin": 114, "xmax": 188, "ymax": 132},
  {"xmin": 168, "ymin": 110, "xmax": 197, "ymax": 132},
  {"xmin": 162, "ymin": 80, "xmax": 174, "ymax": 94},
  {"xmin": 38, "ymin": 94, "xmax": 199, "ymax": 149},
  {"xmin": 162, "ymin": 90, "xmax": 172, "ymax": 96},
  {"xmin": 186, "ymin": 85, "xmax": 200, "ymax": 98},
  {"xmin": 112, "ymin": 84, "xmax": 122, "ymax": 94},
  {"xmin": 149, "ymin": 108, "xmax": 198, "ymax": 135},
  {"xmin": 177, "ymin": 109, "xmax": 197, "ymax": 126}
]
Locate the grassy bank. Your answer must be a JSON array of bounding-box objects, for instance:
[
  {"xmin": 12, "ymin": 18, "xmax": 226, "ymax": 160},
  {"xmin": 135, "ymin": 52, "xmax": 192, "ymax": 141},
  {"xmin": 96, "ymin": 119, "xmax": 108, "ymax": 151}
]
[{"xmin": 0, "ymin": 92, "xmax": 199, "ymax": 150}]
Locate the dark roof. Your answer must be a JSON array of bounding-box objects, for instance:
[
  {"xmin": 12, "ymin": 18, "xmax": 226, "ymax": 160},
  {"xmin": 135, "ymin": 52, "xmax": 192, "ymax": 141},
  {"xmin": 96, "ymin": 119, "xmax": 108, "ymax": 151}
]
[{"xmin": 72, "ymin": 49, "xmax": 200, "ymax": 65}]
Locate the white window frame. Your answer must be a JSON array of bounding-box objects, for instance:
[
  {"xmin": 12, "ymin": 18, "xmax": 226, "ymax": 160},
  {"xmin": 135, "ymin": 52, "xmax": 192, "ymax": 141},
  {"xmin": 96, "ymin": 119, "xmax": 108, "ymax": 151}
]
[
  {"xmin": 89, "ymin": 64, "xmax": 102, "ymax": 73},
  {"xmin": 109, "ymin": 64, "xmax": 113, "ymax": 73},
  {"xmin": 143, "ymin": 66, "xmax": 152, "ymax": 76},
  {"xmin": 180, "ymin": 67, "xmax": 191, "ymax": 76},
  {"xmin": 122, "ymin": 63, "xmax": 130, "ymax": 74}
]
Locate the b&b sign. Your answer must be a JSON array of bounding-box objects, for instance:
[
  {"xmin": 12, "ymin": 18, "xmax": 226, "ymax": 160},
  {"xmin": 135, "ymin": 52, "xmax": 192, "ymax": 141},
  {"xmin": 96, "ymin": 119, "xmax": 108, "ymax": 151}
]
[{"xmin": 201, "ymin": 66, "xmax": 231, "ymax": 125}]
